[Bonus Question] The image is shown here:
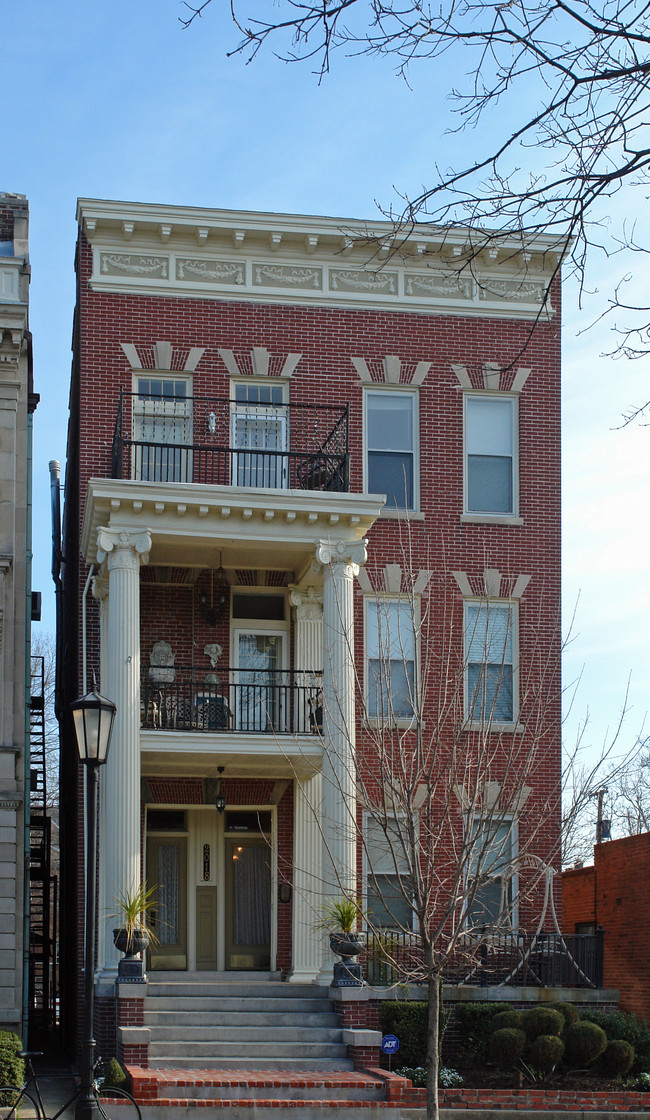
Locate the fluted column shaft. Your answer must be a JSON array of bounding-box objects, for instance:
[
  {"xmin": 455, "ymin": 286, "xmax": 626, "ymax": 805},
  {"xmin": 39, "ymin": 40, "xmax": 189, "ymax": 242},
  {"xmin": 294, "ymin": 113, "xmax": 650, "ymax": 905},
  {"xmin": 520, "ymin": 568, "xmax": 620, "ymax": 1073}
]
[
  {"xmin": 316, "ymin": 540, "xmax": 367, "ymax": 900},
  {"xmin": 289, "ymin": 773, "xmax": 323, "ymax": 982},
  {"xmin": 91, "ymin": 575, "xmax": 110, "ymax": 970},
  {"xmin": 96, "ymin": 528, "xmax": 151, "ymax": 978}
]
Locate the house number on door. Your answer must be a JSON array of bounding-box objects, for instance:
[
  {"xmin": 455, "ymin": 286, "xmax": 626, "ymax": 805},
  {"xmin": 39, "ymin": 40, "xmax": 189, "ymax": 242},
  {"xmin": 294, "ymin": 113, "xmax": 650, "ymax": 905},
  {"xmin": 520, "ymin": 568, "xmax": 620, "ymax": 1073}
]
[{"xmin": 203, "ymin": 844, "xmax": 210, "ymax": 880}]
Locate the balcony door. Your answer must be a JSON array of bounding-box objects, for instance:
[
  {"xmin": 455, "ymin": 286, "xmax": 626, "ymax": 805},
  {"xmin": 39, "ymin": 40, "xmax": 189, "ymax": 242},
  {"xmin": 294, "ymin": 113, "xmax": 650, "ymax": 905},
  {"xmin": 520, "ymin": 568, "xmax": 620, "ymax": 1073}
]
[
  {"xmin": 133, "ymin": 375, "xmax": 193, "ymax": 483},
  {"xmin": 233, "ymin": 630, "xmax": 286, "ymax": 732},
  {"xmin": 231, "ymin": 382, "xmax": 288, "ymax": 489}
]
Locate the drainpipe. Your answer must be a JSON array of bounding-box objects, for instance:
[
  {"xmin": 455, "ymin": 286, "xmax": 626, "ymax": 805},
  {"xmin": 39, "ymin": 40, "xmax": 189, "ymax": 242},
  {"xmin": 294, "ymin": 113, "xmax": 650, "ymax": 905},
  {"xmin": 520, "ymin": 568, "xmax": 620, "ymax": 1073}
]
[
  {"xmin": 49, "ymin": 460, "xmax": 64, "ymax": 721},
  {"xmin": 81, "ymin": 566, "xmax": 95, "ymax": 694}
]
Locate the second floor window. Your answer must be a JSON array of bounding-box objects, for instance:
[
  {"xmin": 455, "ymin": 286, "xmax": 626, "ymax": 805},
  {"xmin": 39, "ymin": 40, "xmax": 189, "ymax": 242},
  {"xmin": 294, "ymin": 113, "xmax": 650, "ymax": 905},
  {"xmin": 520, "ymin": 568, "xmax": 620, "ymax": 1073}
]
[
  {"xmin": 366, "ymin": 391, "xmax": 417, "ymax": 510},
  {"xmin": 465, "ymin": 395, "xmax": 517, "ymax": 515},
  {"xmin": 366, "ymin": 598, "xmax": 416, "ymax": 720},
  {"xmin": 465, "ymin": 601, "xmax": 514, "ymax": 723}
]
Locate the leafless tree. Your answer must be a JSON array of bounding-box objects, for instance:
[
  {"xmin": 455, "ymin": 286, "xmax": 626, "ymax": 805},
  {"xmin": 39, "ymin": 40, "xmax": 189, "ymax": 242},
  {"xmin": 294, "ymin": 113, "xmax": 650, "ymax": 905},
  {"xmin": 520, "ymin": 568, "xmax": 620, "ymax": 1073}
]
[{"xmin": 180, "ymin": 0, "xmax": 650, "ymax": 407}]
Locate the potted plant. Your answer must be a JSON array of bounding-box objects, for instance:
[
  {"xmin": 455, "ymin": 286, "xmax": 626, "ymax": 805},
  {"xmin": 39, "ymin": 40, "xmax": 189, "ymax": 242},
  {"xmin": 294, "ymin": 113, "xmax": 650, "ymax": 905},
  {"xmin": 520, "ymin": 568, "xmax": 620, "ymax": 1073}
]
[
  {"xmin": 317, "ymin": 897, "xmax": 364, "ymax": 959},
  {"xmin": 111, "ymin": 881, "xmax": 159, "ymax": 967}
]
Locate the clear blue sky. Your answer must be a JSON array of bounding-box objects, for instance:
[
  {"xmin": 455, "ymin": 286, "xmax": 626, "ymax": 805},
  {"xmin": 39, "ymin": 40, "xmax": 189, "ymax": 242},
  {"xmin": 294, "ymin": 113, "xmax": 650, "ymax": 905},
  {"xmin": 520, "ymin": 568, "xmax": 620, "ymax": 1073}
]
[{"xmin": 6, "ymin": 0, "xmax": 650, "ymax": 808}]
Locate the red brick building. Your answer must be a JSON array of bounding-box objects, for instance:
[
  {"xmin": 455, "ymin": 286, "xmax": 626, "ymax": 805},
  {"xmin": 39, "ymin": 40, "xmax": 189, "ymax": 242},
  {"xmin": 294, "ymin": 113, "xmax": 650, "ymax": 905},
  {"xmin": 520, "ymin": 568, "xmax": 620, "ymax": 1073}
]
[
  {"xmin": 59, "ymin": 198, "xmax": 563, "ymax": 1060},
  {"xmin": 563, "ymin": 833, "xmax": 650, "ymax": 1020}
]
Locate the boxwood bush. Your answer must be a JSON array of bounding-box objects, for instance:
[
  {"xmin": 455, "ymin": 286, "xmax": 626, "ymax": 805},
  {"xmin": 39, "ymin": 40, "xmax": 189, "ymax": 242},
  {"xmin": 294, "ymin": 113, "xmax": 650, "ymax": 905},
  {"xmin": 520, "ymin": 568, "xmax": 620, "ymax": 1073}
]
[
  {"xmin": 379, "ymin": 1000, "xmax": 449, "ymax": 1068},
  {"xmin": 0, "ymin": 1032, "xmax": 24, "ymax": 1090},
  {"xmin": 454, "ymin": 1002, "xmax": 510, "ymax": 1064},
  {"xmin": 528, "ymin": 1034, "xmax": 565, "ymax": 1075},
  {"xmin": 579, "ymin": 1009, "xmax": 650, "ymax": 1073},
  {"xmin": 489, "ymin": 1027, "xmax": 526, "ymax": 1069},
  {"xmin": 564, "ymin": 1021, "xmax": 608, "ymax": 1067},
  {"xmin": 601, "ymin": 1039, "xmax": 635, "ymax": 1077},
  {"xmin": 523, "ymin": 1007, "xmax": 565, "ymax": 1041}
]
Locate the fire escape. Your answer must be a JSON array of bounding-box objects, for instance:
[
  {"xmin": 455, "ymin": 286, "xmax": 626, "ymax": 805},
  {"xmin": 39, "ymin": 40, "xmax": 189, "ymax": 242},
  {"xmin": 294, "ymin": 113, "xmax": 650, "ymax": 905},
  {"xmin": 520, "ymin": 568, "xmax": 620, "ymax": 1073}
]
[{"xmin": 28, "ymin": 654, "xmax": 57, "ymax": 1040}]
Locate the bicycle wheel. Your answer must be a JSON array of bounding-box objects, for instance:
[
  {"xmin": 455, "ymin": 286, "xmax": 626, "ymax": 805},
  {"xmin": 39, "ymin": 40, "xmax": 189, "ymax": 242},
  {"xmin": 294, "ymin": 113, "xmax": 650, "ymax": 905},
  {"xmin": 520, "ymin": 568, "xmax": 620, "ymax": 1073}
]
[
  {"xmin": 0, "ymin": 1087, "xmax": 39, "ymax": 1120},
  {"xmin": 95, "ymin": 1086, "xmax": 142, "ymax": 1120}
]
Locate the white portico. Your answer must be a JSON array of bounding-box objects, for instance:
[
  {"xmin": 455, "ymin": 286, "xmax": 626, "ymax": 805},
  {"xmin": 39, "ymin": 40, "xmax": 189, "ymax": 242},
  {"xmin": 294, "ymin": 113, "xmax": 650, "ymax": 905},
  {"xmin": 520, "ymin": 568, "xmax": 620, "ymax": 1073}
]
[{"xmin": 81, "ymin": 479, "xmax": 383, "ymax": 982}]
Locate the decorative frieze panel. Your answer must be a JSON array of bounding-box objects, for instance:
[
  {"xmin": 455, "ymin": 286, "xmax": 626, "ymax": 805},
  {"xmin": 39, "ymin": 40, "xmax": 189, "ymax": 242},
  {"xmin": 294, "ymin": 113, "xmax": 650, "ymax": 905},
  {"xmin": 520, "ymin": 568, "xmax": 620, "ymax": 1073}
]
[
  {"xmin": 100, "ymin": 252, "xmax": 169, "ymax": 279},
  {"xmin": 405, "ymin": 272, "xmax": 473, "ymax": 300},
  {"xmin": 478, "ymin": 278, "xmax": 546, "ymax": 303},
  {"xmin": 176, "ymin": 258, "xmax": 245, "ymax": 285},
  {"xmin": 330, "ymin": 268, "xmax": 398, "ymax": 294},
  {"xmin": 253, "ymin": 264, "xmax": 322, "ymax": 290}
]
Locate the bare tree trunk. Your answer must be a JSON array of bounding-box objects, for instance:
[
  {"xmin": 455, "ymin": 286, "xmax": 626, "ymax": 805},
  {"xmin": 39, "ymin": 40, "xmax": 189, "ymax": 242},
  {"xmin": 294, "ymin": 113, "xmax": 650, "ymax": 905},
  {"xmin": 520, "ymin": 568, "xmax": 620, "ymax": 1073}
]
[{"xmin": 426, "ymin": 973, "xmax": 440, "ymax": 1120}]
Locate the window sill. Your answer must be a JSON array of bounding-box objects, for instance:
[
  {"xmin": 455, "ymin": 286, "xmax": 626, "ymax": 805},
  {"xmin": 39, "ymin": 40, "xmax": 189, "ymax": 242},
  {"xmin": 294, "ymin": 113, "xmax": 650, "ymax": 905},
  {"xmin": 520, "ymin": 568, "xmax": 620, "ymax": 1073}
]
[
  {"xmin": 379, "ymin": 509, "xmax": 425, "ymax": 521},
  {"xmin": 460, "ymin": 514, "xmax": 523, "ymax": 526},
  {"xmin": 463, "ymin": 720, "xmax": 525, "ymax": 734},
  {"xmin": 363, "ymin": 718, "xmax": 420, "ymax": 731}
]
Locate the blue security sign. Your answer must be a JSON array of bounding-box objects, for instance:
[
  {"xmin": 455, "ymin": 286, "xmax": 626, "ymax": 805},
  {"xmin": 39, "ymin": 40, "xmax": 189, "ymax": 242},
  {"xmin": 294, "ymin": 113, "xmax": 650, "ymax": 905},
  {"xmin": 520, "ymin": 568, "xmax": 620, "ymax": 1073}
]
[{"xmin": 381, "ymin": 1034, "xmax": 400, "ymax": 1055}]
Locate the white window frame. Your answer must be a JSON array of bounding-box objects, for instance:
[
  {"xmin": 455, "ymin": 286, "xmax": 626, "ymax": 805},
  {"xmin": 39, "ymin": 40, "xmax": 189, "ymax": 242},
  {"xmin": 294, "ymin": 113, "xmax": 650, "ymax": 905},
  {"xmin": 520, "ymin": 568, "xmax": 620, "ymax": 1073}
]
[
  {"xmin": 365, "ymin": 388, "xmax": 419, "ymax": 513},
  {"xmin": 230, "ymin": 379, "xmax": 289, "ymax": 489},
  {"xmin": 464, "ymin": 815, "xmax": 519, "ymax": 930},
  {"xmin": 363, "ymin": 812, "xmax": 416, "ymax": 932},
  {"xmin": 132, "ymin": 372, "xmax": 193, "ymax": 483},
  {"xmin": 463, "ymin": 393, "xmax": 518, "ymax": 518},
  {"xmin": 364, "ymin": 596, "xmax": 417, "ymax": 724},
  {"xmin": 464, "ymin": 599, "xmax": 518, "ymax": 728}
]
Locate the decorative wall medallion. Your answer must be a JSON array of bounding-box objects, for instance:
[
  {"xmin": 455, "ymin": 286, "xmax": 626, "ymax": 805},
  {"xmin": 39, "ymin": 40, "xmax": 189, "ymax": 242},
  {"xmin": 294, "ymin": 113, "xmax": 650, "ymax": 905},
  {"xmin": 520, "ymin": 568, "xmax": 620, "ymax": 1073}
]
[
  {"xmin": 477, "ymin": 277, "xmax": 544, "ymax": 304},
  {"xmin": 176, "ymin": 258, "xmax": 245, "ymax": 285},
  {"xmin": 329, "ymin": 269, "xmax": 397, "ymax": 294},
  {"xmin": 405, "ymin": 272, "xmax": 472, "ymax": 299},
  {"xmin": 100, "ymin": 253, "xmax": 168, "ymax": 278},
  {"xmin": 253, "ymin": 264, "xmax": 322, "ymax": 289}
]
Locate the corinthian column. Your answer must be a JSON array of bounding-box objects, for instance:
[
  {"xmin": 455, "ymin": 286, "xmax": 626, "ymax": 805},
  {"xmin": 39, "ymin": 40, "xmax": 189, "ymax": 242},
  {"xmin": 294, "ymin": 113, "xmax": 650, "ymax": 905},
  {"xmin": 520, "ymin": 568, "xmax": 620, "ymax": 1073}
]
[
  {"xmin": 95, "ymin": 527, "xmax": 151, "ymax": 979},
  {"xmin": 315, "ymin": 538, "xmax": 367, "ymax": 897}
]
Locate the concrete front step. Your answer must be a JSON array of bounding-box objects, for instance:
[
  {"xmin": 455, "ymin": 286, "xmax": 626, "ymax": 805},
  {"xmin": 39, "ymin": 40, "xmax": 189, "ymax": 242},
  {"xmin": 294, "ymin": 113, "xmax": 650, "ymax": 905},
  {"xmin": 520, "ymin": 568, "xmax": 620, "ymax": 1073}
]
[
  {"xmin": 130, "ymin": 1070, "xmax": 385, "ymax": 1103},
  {"xmin": 145, "ymin": 1010, "xmax": 340, "ymax": 1028},
  {"xmin": 150, "ymin": 1026, "xmax": 343, "ymax": 1042},
  {"xmin": 147, "ymin": 1057, "xmax": 356, "ymax": 1071},
  {"xmin": 149, "ymin": 1042, "xmax": 350, "ymax": 1059},
  {"xmin": 144, "ymin": 996, "xmax": 334, "ymax": 1013},
  {"xmin": 145, "ymin": 982, "xmax": 323, "ymax": 999},
  {"xmin": 137, "ymin": 1104, "xmax": 423, "ymax": 1120}
]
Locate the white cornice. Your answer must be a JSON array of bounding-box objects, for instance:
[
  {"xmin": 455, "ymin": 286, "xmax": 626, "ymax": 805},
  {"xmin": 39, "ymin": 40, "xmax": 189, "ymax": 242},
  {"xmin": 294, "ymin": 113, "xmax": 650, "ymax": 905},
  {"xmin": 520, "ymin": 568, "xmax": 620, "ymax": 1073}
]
[
  {"xmin": 77, "ymin": 198, "xmax": 563, "ymax": 320},
  {"xmin": 81, "ymin": 478, "xmax": 385, "ymax": 566}
]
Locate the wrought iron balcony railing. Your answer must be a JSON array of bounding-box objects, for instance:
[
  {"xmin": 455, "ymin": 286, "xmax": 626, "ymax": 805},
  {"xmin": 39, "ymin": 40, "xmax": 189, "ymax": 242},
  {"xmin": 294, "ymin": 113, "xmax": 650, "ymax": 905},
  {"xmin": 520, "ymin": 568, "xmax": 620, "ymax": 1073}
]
[
  {"xmin": 112, "ymin": 390, "xmax": 349, "ymax": 492},
  {"xmin": 362, "ymin": 928, "xmax": 604, "ymax": 989},
  {"xmin": 142, "ymin": 665, "xmax": 323, "ymax": 736}
]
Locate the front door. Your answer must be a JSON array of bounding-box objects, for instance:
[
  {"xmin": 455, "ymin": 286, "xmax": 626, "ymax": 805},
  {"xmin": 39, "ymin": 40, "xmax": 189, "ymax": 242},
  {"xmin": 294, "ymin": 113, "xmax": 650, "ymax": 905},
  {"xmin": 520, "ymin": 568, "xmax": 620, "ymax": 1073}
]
[
  {"xmin": 224, "ymin": 836, "xmax": 272, "ymax": 970},
  {"xmin": 146, "ymin": 835, "xmax": 188, "ymax": 969}
]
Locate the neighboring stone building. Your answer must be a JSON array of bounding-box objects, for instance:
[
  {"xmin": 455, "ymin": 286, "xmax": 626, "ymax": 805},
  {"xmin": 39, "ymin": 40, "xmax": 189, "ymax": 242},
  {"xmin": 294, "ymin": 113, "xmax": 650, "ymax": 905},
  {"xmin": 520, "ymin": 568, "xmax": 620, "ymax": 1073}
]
[
  {"xmin": 59, "ymin": 197, "xmax": 563, "ymax": 1064},
  {"xmin": 0, "ymin": 193, "xmax": 38, "ymax": 1037},
  {"xmin": 563, "ymin": 832, "xmax": 650, "ymax": 1021}
]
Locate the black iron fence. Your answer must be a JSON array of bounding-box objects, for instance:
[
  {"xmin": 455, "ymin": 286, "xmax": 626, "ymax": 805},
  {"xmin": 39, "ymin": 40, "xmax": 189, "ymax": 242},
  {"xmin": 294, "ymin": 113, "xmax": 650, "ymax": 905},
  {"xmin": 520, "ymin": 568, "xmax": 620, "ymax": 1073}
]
[
  {"xmin": 362, "ymin": 928, "xmax": 604, "ymax": 989},
  {"xmin": 112, "ymin": 390, "xmax": 349, "ymax": 492},
  {"xmin": 142, "ymin": 665, "xmax": 323, "ymax": 736}
]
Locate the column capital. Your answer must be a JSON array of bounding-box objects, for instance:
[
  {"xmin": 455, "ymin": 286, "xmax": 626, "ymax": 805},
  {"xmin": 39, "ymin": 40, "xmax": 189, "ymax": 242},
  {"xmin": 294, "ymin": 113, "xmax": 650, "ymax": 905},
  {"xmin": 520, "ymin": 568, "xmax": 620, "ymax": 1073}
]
[
  {"xmin": 315, "ymin": 538, "xmax": 367, "ymax": 575},
  {"xmin": 97, "ymin": 527, "xmax": 152, "ymax": 569},
  {"xmin": 289, "ymin": 585, "xmax": 323, "ymax": 620}
]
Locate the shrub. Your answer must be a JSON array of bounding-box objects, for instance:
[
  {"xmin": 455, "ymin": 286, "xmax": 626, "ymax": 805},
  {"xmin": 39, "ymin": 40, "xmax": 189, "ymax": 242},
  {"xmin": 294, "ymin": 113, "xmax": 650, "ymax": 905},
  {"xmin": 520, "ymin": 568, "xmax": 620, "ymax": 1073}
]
[
  {"xmin": 564, "ymin": 1021, "xmax": 608, "ymax": 1067},
  {"xmin": 0, "ymin": 1032, "xmax": 24, "ymax": 1089},
  {"xmin": 489, "ymin": 1027, "xmax": 527, "ymax": 1069},
  {"xmin": 101, "ymin": 1058, "xmax": 128, "ymax": 1090},
  {"xmin": 394, "ymin": 1066, "xmax": 463, "ymax": 1088},
  {"xmin": 491, "ymin": 1010, "xmax": 524, "ymax": 1033},
  {"xmin": 601, "ymin": 1039, "xmax": 635, "ymax": 1077},
  {"xmin": 528, "ymin": 1034, "xmax": 565, "ymax": 1075},
  {"xmin": 379, "ymin": 1001, "xmax": 449, "ymax": 1068},
  {"xmin": 580, "ymin": 1009, "xmax": 650, "ymax": 1073},
  {"xmin": 454, "ymin": 1002, "xmax": 510, "ymax": 1063},
  {"xmin": 546, "ymin": 1002, "xmax": 579, "ymax": 1027},
  {"xmin": 523, "ymin": 1007, "xmax": 564, "ymax": 1040}
]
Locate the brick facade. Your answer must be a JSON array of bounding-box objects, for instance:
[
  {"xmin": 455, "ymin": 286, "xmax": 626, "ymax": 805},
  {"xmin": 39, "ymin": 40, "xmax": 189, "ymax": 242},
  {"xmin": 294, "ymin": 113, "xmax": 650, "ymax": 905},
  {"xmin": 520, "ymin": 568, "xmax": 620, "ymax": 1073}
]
[
  {"xmin": 60, "ymin": 199, "xmax": 563, "ymax": 1055},
  {"xmin": 562, "ymin": 832, "xmax": 650, "ymax": 1019}
]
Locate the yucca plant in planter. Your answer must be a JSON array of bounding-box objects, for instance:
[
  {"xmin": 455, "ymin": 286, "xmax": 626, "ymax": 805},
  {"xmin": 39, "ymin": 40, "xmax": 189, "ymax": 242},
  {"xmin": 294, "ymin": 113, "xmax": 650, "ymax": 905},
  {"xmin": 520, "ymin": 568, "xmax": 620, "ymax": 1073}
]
[
  {"xmin": 316, "ymin": 898, "xmax": 364, "ymax": 985},
  {"xmin": 111, "ymin": 881, "xmax": 159, "ymax": 980}
]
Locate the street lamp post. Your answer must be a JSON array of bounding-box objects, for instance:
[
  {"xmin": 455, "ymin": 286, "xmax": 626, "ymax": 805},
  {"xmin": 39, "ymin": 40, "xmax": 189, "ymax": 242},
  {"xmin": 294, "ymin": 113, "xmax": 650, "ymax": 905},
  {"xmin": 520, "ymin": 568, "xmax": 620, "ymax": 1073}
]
[{"xmin": 71, "ymin": 682, "xmax": 116, "ymax": 1120}]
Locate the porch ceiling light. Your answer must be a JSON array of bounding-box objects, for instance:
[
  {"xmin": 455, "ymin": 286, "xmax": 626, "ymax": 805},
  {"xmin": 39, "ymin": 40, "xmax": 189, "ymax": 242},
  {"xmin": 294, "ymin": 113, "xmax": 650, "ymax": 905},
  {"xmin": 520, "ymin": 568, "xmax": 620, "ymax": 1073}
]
[
  {"xmin": 216, "ymin": 765, "xmax": 226, "ymax": 815},
  {"xmin": 71, "ymin": 679, "xmax": 117, "ymax": 766}
]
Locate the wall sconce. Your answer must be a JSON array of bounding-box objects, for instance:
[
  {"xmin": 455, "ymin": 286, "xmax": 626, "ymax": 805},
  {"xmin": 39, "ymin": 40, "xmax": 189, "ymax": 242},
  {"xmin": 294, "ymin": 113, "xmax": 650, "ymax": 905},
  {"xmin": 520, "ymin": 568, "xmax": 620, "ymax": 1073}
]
[{"xmin": 215, "ymin": 765, "xmax": 226, "ymax": 815}]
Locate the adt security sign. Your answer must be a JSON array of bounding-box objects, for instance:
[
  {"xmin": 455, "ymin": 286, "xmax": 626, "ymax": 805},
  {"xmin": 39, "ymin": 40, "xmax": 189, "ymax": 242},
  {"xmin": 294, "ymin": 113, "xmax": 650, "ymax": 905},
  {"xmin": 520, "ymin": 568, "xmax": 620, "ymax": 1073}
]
[{"xmin": 381, "ymin": 1034, "xmax": 400, "ymax": 1055}]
